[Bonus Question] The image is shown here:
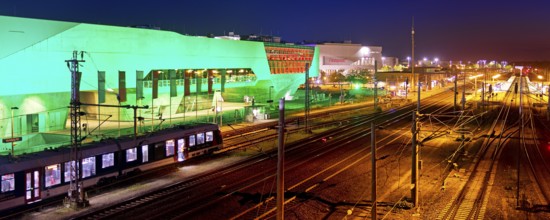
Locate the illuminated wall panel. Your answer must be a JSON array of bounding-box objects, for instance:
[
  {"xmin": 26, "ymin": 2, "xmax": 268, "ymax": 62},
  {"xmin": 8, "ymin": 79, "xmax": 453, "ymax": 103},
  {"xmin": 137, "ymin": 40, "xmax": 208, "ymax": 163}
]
[{"xmin": 0, "ymin": 15, "xmax": 320, "ymax": 141}]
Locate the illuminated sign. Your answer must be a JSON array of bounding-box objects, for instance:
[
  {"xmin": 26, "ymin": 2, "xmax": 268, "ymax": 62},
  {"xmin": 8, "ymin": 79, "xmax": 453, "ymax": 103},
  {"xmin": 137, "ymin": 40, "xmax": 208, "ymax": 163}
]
[
  {"xmin": 2, "ymin": 137, "xmax": 22, "ymax": 143},
  {"xmin": 323, "ymin": 56, "xmax": 353, "ymax": 65}
]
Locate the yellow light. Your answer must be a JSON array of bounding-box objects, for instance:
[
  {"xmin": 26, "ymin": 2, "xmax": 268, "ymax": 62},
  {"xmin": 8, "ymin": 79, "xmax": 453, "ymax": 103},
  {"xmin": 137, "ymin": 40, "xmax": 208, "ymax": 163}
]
[
  {"xmin": 469, "ymin": 74, "xmax": 483, "ymax": 79},
  {"xmin": 537, "ymin": 75, "xmax": 543, "ymax": 79}
]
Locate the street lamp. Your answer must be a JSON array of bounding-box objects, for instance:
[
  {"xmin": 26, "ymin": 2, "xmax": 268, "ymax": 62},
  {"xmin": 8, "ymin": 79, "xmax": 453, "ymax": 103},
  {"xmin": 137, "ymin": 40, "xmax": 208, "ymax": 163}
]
[
  {"xmin": 407, "ymin": 56, "xmax": 411, "ymax": 68},
  {"xmin": 10, "ymin": 107, "xmax": 18, "ymax": 156}
]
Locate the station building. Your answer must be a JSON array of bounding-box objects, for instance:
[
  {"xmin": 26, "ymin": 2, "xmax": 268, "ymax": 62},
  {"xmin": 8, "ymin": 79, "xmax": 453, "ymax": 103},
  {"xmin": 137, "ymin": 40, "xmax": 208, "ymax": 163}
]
[
  {"xmin": 0, "ymin": 16, "xmax": 321, "ymax": 154},
  {"xmin": 316, "ymin": 43, "xmax": 382, "ymax": 74}
]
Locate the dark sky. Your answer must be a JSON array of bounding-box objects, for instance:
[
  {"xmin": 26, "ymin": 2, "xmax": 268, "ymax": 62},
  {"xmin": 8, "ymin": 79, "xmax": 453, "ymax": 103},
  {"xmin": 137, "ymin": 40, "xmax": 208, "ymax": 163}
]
[{"xmin": 2, "ymin": 0, "xmax": 550, "ymax": 62}]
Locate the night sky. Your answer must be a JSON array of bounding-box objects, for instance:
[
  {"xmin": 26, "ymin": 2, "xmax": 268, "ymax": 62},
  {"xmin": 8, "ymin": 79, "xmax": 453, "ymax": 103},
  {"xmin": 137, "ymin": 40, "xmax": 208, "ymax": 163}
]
[{"xmin": 2, "ymin": 0, "xmax": 550, "ymax": 62}]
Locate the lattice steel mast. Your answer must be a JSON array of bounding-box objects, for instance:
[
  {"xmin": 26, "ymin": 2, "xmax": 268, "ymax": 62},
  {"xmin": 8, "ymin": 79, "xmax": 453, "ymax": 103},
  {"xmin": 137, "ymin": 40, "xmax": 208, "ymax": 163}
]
[{"xmin": 65, "ymin": 51, "xmax": 88, "ymax": 208}]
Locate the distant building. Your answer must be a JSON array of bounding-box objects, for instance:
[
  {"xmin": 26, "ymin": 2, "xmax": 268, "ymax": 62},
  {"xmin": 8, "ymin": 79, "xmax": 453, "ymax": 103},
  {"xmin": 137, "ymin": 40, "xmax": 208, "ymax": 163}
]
[
  {"xmin": 315, "ymin": 43, "xmax": 383, "ymax": 74},
  {"xmin": 381, "ymin": 57, "xmax": 399, "ymax": 69},
  {"xmin": 214, "ymin": 32, "xmax": 241, "ymax": 40},
  {"xmin": 241, "ymin": 34, "xmax": 282, "ymax": 43}
]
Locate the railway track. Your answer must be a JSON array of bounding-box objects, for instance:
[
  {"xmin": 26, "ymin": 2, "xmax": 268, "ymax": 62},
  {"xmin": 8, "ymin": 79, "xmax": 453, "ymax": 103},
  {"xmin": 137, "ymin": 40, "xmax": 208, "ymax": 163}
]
[
  {"xmin": 437, "ymin": 76, "xmax": 550, "ymax": 219},
  {"xmin": 229, "ymin": 97, "xmax": 454, "ymax": 219},
  {"xmin": 72, "ymin": 89, "xmax": 455, "ymax": 219},
  {"xmin": 516, "ymin": 84, "xmax": 550, "ymax": 211},
  {"xmin": 3, "ymin": 97, "xmax": 384, "ymax": 219}
]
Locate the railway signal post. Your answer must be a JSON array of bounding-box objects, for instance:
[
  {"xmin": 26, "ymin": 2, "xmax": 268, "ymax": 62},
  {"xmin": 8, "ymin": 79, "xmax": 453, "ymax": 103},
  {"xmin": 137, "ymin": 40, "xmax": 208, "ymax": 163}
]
[
  {"xmin": 411, "ymin": 111, "xmax": 420, "ymax": 208},
  {"xmin": 65, "ymin": 50, "xmax": 89, "ymax": 208},
  {"xmin": 277, "ymin": 98, "xmax": 286, "ymax": 220},
  {"xmin": 304, "ymin": 63, "xmax": 311, "ymax": 134},
  {"xmin": 371, "ymin": 122, "xmax": 377, "ymax": 219}
]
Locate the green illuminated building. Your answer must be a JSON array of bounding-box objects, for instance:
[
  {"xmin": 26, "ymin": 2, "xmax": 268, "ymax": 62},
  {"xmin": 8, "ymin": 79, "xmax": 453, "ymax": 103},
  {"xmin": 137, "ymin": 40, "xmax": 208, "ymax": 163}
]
[{"xmin": 0, "ymin": 16, "xmax": 319, "ymax": 155}]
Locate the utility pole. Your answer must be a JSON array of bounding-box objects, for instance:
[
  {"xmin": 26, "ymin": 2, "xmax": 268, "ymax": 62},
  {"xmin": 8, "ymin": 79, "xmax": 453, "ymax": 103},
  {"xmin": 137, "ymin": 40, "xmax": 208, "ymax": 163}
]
[
  {"xmin": 277, "ymin": 98, "xmax": 286, "ymax": 220},
  {"xmin": 411, "ymin": 111, "xmax": 419, "ymax": 207},
  {"xmin": 304, "ymin": 63, "xmax": 311, "ymax": 133},
  {"xmin": 65, "ymin": 50, "xmax": 88, "ymax": 208},
  {"xmin": 405, "ymin": 77, "xmax": 409, "ymax": 102},
  {"xmin": 461, "ymin": 72, "xmax": 466, "ymax": 141},
  {"xmin": 371, "ymin": 122, "xmax": 377, "ymax": 219},
  {"xmin": 374, "ymin": 61, "xmax": 378, "ymax": 110},
  {"xmin": 412, "ymin": 18, "xmax": 419, "ymax": 112},
  {"xmin": 454, "ymin": 71, "xmax": 457, "ymax": 112}
]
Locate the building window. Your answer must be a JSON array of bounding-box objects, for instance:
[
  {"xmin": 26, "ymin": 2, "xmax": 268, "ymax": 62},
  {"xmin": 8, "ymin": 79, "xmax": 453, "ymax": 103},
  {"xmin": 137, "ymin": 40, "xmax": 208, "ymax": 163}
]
[
  {"xmin": 166, "ymin": 140, "xmax": 175, "ymax": 157},
  {"xmin": 102, "ymin": 153, "xmax": 115, "ymax": 168},
  {"xmin": 189, "ymin": 135, "xmax": 196, "ymax": 147},
  {"xmin": 205, "ymin": 131, "xmax": 213, "ymax": 142},
  {"xmin": 45, "ymin": 164, "xmax": 61, "ymax": 187},
  {"xmin": 64, "ymin": 161, "xmax": 78, "ymax": 183},
  {"xmin": 1, "ymin": 173, "xmax": 15, "ymax": 192},
  {"xmin": 142, "ymin": 145, "xmax": 149, "ymax": 163},
  {"xmin": 82, "ymin": 157, "xmax": 96, "ymax": 178},
  {"xmin": 126, "ymin": 148, "xmax": 137, "ymax": 162},
  {"xmin": 197, "ymin": 133, "xmax": 205, "ymax": 145}
]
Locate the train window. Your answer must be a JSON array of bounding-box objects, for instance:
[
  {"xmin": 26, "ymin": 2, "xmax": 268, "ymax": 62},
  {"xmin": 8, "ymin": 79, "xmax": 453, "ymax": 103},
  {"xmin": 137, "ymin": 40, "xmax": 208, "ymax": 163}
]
[
  {"xmin": 82, "ymin": 157, "xmax": 96, "ymax": 178},
  {"xmin": 126, "ymin": 148, "xmax": 137, "ymax": 162},
  {"xmin": 64, "ymin": 161, "xmax": 78, "ymax": 183},
  {"xmin": 45, "ymin": 164, "xmax": 61, "ymax": 187},
  {"xmin": 189, "ymin": 135, "xmax": 196, "ymax": 147},
  {"xmin": 1, "ymin": 173, "xmax": 15, "ymax": 192},
  {"xmin": 166, "ymin": 139, "xmax": 175, "ymax": 157},
  {"xmin": 177, "ymin": 138, "xmax": 185, "ymax": 162},
  {"xmin": 142, "ymin": 145, "xmax": 149, "ymax": 163},
  {"xmin": 206, "ymin": 131, "xmax": 213, "ymax": 142},
  {"xmin": 197, "ymin": 133, "xmax": 205, "ymax": 145},
  {"xmin": 102, "ymin": 153, "xmax": 115, "ymax": 168}
]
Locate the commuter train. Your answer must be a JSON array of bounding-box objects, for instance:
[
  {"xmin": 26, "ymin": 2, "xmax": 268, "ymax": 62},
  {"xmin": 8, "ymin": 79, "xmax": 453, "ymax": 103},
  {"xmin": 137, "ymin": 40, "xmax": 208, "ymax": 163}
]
[{"xmin": 0, "ymin": 123, "xmax": 222, "ymax": 213}]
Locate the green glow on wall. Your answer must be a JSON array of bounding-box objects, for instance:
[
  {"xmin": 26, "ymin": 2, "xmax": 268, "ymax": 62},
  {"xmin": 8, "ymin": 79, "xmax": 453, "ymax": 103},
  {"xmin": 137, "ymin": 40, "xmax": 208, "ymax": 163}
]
[{"xmin": 0, "ymin": 15, "xmax": 320, "ymax": 147}]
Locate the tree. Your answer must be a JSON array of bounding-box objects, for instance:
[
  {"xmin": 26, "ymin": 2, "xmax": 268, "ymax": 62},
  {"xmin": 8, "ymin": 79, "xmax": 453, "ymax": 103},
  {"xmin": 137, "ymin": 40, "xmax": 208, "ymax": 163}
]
[
  {"xmin": 345, "ymin": 71, "xmax": 369, "ymax": 84},
  {"xmin": 328, "ymin": 71, "xmax": 346, "ymax": 83},
  {"xmin": 394, "ymin": 64, "xmax": 405, "ymax": 71}
]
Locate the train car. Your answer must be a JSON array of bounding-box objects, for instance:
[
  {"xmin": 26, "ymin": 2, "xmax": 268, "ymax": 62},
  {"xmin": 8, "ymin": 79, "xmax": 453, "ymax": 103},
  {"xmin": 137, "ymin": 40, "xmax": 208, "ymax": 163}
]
[{"xmin": 0, "ymin": 123, "xmax": 222, "ymax": 213}]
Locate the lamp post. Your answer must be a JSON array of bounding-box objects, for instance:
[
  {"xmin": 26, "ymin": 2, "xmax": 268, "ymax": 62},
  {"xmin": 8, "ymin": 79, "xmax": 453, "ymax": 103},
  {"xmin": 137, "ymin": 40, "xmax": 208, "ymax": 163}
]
[{"xmin": 10, "ymin": 107, "xmax": 18, "ymax": 156}]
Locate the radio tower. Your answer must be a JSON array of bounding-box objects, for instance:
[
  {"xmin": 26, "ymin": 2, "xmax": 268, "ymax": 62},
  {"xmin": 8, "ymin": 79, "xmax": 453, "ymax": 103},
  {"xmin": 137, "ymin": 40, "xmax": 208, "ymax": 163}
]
[{"xmin": 65, "ymin": 51, "xmax": 88, "ymax": 208}]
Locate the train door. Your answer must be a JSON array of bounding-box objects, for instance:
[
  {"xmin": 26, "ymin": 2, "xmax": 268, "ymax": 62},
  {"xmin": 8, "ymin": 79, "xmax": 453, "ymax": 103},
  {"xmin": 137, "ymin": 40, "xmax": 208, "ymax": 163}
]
[
  {"xmin": 25, "ymin": 169, "xmax": 41, "ymax": 203},
  {"xmin": 177, "ymin": 138, "xmax": 186, "ymax": 162}
]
